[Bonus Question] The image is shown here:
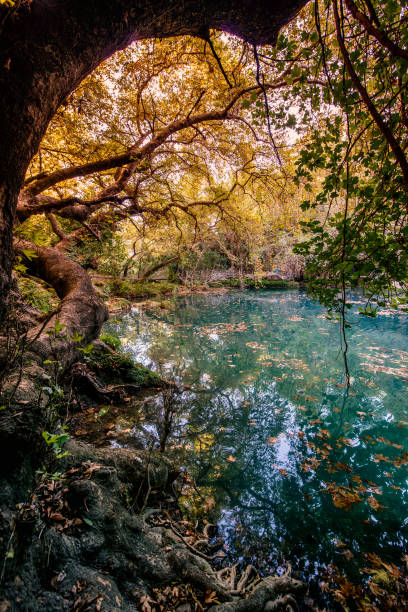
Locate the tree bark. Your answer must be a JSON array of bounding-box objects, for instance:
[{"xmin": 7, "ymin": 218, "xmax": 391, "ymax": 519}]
[
  {"xmin": 138, "ymin": 256, "xmax": 179, "ymax": 282},
  {"xmin": 0, "ymin": 0, "xmax": 306, "ymax": 324},
  {"xmin": 15, "ymin": 240, "xmax": 109, "ymax": 365}
]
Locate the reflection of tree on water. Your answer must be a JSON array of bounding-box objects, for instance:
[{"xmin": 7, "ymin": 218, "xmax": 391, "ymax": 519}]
[
  {"xmin": 145, "ymin": 385, "xmax": 408, "ymax": 583},
  {"xmin": 105, "ymin": 290, "xmax": 408, "ymax": 584}
]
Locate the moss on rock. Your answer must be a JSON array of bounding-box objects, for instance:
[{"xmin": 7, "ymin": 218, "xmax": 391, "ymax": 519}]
[{"xmin": 87, "ymin": 342, "xmax": 162, "ymax": 388}]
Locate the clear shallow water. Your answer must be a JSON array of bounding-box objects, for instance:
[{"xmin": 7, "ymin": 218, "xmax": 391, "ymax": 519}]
[{"xmin": 104, "ymin": 290, "xmax": 408, "ymax": 582}]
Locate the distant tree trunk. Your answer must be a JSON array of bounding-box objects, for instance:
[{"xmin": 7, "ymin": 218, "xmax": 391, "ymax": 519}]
[
  {"xmin": 122, "ymin": 241, "xmax": 143, "ymax": 278},
  {"xmin": 138, "ymin": 256, "xmax": 179, "ymax": 283},
  {"xmin": 122, "ymin": 257, "xmax": 135, "ymax": 278}
]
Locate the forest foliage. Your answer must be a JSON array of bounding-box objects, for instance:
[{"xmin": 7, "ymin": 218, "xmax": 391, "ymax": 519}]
[{"xmin": 14, "ymin": 0, "xmax": 408, "ymax": 316}]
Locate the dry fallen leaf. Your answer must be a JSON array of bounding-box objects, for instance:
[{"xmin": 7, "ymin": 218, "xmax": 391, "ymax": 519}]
[{"xmin": 205, "ymin": 590, "xmax": 218, "ymax": 604}]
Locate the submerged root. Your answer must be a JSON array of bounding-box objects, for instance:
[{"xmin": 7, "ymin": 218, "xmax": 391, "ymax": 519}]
[{"xmin": 69, "ymin": 361, "xmax": 151, "ymax": 404}]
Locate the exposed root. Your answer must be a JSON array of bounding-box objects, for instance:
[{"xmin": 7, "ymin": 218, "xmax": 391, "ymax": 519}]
[
  {"xmin": 159, "ymin": 519, "xmax": 217, "ymax": 562},
  {"xmin": 147, "ymin": 509, "xmax": 304, "ymax": 611},
  {"xmin": 208, "ymin": 575, "xmax": 305, "ymax": 612},
  {"xmin": 203, "ymin": 523, "xmax": 217, "ymax": 539},
  {"xmin": 69, "ymin": 361, "xmax": 150, "ymax": 404},
  {"xmin": 236, "ymin": 565, "xmax": 257, "ymax": 592},
  {"xmin": 166, "ymin": 549, "xmax": 233, "ymax": 602}
]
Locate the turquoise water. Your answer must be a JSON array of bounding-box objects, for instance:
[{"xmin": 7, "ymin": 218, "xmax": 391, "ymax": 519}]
[{"xmin": 104, "ymin": 290, "xmax": 408, "ymax": 583}]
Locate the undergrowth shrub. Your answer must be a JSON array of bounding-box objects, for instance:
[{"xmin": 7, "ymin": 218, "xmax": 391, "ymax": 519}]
[
  {"xmin": 100, "ymin": 332, "xmax": 121, "ymax": 350},
  {"xmin": 108, "ymin": 279, "xmax": 177, "ymax": 299},
  {"xmin": 215, "ymin": 278, "xmax": 299, "ymax": 289}
]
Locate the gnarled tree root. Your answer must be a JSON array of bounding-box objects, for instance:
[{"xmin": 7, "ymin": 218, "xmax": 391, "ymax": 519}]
[
  {"xmin": 14, "ymin": 239, "xmax": 108, "ymax": 365},
  {"xmin": 167, "ymin": 549, "xmax": 233, "ymax": 602},
  {"xmin": 208, "ymin": 575, "xmax": 305, "ymax": 612}
]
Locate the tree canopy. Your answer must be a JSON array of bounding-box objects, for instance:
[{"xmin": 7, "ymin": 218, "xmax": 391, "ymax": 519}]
[
  {"xmin": 16, "ymin": 34, "xmax": 311, "ymax": 281},
  {"xmin": 14, "ymin": 0, "xmax": 408, "ymax": 325},
  {"xmin": 0, "ymin": 0, "xmax": 306, "ymax": 323}
]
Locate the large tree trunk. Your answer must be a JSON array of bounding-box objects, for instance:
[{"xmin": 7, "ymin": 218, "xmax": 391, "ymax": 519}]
[
  {"xmin": 0, "ymin": 0, "xmax": 306, "ymax": 324},
  {"xmin": 15, "ymin": 240, "xmax": 109, "ymax": 364},
  {"xmin": 0, "ymin": 178, "xmax": 23, "ymax": 323}
]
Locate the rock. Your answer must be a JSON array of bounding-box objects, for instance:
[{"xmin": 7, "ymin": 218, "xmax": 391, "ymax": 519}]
[{"xmin": 176, "ymin": 603, "xmax": 192, "ymax": 612}]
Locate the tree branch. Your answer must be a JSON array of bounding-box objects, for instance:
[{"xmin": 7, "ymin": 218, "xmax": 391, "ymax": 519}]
[
  {"xmin": 46, "ymin": 212, "xmax": 67, "ymax": 241},
  {"xmin": 344, "ymin": 0, "xmax": 408, "ymax": 60},
  {"xmin": 332, "ymin": 0, "xmax": 408, "ymax": 188},
  {"xmin": 24, "ymin": 80, "xmax": 318, "ymax": 199}
]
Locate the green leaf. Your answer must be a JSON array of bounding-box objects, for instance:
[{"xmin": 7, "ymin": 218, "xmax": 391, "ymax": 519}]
[
  {"xmin": 22, "ymin": 248, "xmax": 38, "ymax": 261},
  {"xmin": 80, "ymin": 343, "xmax": 94, "ymax": 355},
  {"xmin": 98, "ymin": 406, "xmax": 110, "ymax": 418}
]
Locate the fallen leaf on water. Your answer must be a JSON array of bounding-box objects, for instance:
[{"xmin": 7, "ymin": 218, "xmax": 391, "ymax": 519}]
[
  {"xmin": 367, "ymin": 496, "xmax": 386, "ymax": 511},
  {"xmin": 49, "ymin": 513, "xmax": 65, "ymax": 521},
  {"xmin": 342, "ymin": 549, "xmax": 354, "ymax": 561}
]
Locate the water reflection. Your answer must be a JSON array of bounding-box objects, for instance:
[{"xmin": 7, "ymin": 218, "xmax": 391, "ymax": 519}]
[{"xmin": 104, "ymin": 290, "xmax": 408, "ymax": 582}]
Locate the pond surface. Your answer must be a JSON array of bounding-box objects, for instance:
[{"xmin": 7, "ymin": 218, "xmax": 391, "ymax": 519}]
[{"xmin": 103, "ymin": 289, "xmax": 408, "ymax": 585}]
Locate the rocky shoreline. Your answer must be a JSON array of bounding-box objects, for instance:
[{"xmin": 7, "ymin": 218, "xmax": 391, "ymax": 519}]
[{"xmin": 0, "ymin": 319, "xmax": 305, "ymax": 611}]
